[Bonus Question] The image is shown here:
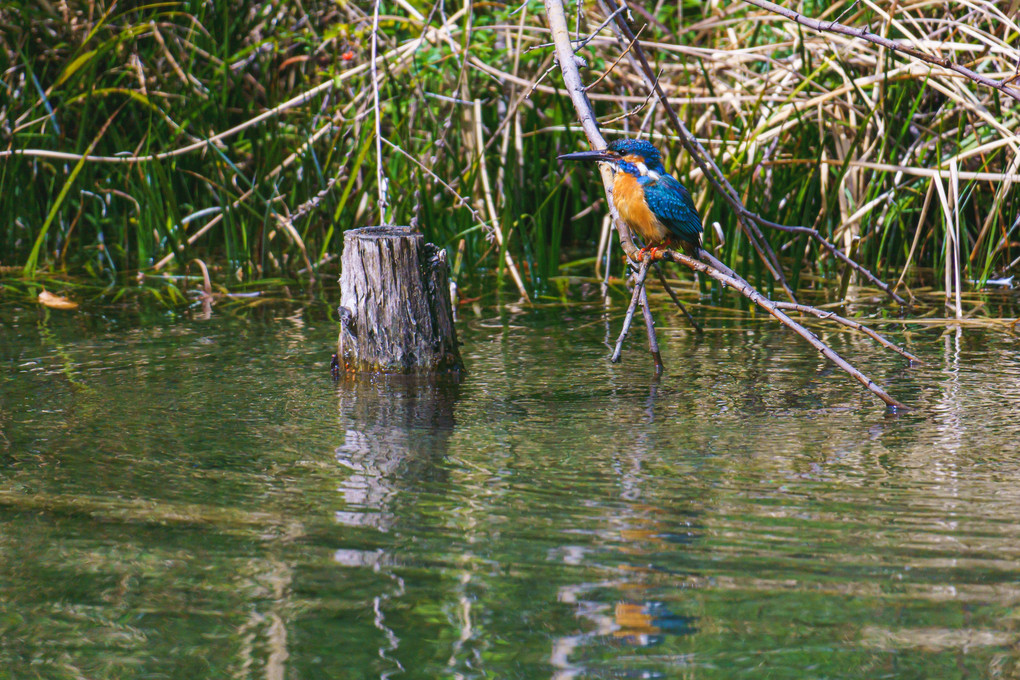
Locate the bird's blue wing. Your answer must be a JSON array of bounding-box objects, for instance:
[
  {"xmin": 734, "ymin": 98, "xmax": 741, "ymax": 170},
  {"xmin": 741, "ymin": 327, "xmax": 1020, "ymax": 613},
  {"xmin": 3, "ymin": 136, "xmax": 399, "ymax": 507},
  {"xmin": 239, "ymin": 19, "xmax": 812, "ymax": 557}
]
[{"xmin": 641, "ymin": 174, "xmax": 703, "ymax": 246}]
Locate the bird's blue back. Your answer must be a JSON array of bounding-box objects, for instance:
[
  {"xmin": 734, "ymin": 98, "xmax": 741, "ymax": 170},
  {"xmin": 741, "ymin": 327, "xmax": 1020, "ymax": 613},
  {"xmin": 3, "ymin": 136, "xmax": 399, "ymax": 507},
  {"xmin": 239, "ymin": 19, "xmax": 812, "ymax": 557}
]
[
  {"xmin": 641, "ymin": 173, "xmax": 703, "ymax": 247},
  {"xmin": 607, "ymin": 139, "xmax": 703, "ymax": 248}
]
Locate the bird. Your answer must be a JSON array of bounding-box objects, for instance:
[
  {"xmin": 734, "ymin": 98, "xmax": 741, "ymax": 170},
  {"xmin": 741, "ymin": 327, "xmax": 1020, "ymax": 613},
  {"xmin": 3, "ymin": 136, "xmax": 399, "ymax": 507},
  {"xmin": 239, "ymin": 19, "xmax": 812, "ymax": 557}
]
[{"xmin": 559, "ymin": 139, "xmax": 703, "ymax": 260}]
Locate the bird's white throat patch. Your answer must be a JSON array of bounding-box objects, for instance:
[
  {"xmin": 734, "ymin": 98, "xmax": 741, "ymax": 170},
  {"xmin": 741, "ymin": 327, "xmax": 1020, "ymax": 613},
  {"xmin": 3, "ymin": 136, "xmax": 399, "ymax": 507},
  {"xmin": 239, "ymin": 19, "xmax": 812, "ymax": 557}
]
[{"xmin": 631, "ymin": 161, "xmax": 660, "ymax": 181}]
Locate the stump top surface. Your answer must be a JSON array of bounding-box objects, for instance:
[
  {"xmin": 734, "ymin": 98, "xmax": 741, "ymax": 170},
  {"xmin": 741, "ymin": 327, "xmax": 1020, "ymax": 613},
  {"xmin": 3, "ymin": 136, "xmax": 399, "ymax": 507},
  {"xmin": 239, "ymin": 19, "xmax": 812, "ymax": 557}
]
[{"xmin": 345, "ymin": 226, "xmax": 420, "ymax": 241}]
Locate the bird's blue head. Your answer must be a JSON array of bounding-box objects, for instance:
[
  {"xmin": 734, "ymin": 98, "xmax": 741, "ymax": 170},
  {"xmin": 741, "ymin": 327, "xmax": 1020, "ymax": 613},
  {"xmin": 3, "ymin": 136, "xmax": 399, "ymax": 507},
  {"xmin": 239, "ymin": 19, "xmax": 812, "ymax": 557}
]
[
  {"xmin": 558, "ymin": 138, "xmax": 666, "ymax": 176},
  {"xmin": 607, "ymin": 139, "xmax": 665, "ymax": 173}
]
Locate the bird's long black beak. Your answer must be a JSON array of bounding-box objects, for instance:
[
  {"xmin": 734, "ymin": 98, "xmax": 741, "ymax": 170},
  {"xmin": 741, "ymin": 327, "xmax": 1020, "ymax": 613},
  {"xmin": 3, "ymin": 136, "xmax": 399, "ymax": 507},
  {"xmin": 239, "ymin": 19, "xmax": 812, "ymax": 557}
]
[{"xmin": 557, "ymin": 148, "xmax": 618, "ymax": 163}]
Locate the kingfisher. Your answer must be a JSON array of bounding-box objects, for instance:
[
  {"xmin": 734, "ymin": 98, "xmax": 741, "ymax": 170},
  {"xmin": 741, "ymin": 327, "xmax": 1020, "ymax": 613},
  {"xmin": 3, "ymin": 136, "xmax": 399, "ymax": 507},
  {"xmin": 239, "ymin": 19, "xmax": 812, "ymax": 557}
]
[{"xmin": 559, "ymin": 139, "xmax": 703, "ymax": 259}]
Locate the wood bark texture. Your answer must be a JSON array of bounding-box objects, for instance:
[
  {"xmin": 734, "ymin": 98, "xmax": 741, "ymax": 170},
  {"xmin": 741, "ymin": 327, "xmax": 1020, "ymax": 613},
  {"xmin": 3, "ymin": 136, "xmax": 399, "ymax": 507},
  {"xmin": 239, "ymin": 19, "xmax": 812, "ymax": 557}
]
[{"xmin": 337, "ymin": 226, "xmax": 462, "ymax": 374}]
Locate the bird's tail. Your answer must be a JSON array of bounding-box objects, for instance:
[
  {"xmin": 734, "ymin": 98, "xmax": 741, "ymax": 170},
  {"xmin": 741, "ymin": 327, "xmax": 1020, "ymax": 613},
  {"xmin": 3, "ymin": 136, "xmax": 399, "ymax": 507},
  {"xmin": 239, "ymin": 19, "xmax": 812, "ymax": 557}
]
[{"xmin": 670, "ymin": 236, "xmax": 702, "ymax": 259}]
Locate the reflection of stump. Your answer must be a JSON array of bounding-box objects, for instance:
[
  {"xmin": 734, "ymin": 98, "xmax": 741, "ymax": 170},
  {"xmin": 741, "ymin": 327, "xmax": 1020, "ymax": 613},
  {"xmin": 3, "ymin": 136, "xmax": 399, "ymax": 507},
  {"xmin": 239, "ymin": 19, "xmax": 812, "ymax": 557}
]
[
  {"xmin": 337, "ymin": 226, "xmax": 462, "ymax": 374},
  {"xmin": 334, "ymin": 376, "xmax": 460, "ymax": 533}
]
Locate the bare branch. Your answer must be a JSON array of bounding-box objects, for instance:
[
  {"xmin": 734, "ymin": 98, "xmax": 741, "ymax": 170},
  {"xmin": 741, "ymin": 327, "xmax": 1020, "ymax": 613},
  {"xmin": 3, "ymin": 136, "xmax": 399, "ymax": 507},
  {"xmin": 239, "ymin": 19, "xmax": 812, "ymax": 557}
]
[
  {"xmin": 774, "ymin": 302, "xmax": 921, "ymax": 363},
  {"xmin": 611, "ymin": 259, "xmax": 653, "ymax": 363},
  {"xmin": 739, "ymin": 0, "xmax": 1020, "ymax": 104},
  {"xmin": 746, "ymin": 214, "xmax": 907, "ymax": 304},
  {"xmin": 598, "ymin": 0, "xmax": 907, "ymax": 305},
  {"xmin": 655, "ymin": 264, "xmax": 703, "ymax": 334},
  {"xmin": 544, "ymin": 0, "xmax": 908, "ymax": 408},
  {"xmin": 639, "ymin": 279, "xmax": 664, "ymax": 374},
  {"xmin": 668, "ymin": 251, "xmax": 908, "ymax": 409},
  {"xmin": 543, "ymin": 0, "xmax": 640, "ymax": 259}
]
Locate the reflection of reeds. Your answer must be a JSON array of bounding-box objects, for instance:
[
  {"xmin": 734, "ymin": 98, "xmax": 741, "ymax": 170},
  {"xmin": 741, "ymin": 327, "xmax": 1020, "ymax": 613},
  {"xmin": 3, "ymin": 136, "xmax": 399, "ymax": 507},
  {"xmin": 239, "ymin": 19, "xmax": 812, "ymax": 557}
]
[{"xmin": 1, "ymin": 1, "xmax": 1017, "ymax": 304}]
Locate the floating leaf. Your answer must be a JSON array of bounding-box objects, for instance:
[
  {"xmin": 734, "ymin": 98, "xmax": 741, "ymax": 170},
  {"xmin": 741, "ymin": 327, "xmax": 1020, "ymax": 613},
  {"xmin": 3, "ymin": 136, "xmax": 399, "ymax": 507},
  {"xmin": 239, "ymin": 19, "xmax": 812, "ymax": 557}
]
[{"xmin": 38, "ymin": 291, "xmax": 79, "ymax": 310}]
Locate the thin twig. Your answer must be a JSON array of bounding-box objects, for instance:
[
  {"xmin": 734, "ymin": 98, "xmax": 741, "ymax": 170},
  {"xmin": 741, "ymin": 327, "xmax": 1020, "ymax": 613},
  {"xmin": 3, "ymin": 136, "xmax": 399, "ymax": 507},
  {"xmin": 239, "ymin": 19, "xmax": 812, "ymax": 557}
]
[
  {"xmin": 611, "ymin": 259, "xmax": 652, "ymax": 363},
  {"xmin": 572, "ymin": 5, "xmax": 626, "ymax": 52},
  {"xmin": 545, "ymin": 0, "xmax": 908, "ymax": 408},
  {"xmin": 599, "ymin": 68, "xmax": 661, "ymax": 125},
  {"xmin": 597, "ymin": 0, "xmax": 795, "ymax": 300},
  {"xmin": 668, "ymin": 250, "xmax": 907, "ymax": 409},
  {"xmin": 370, "ymin": 0, "xmax": 389, "ymax": 224},
  {"xmin": 738, "ymin": 211, "xmax": 907, "ymax": 303},
  {"xmin": 739, "ymin": 0, "xmax": 1020, "ymax": 104},
  {"xmin": 655, "ymin": 264, "xmax": 703, "ymax": 334},
  {"xmin": 639, "ymin": 281, "xmax": 664, "ymax": 374},
  {"xmin": 472, "ymin": 98, "xmax": 531, "ymax": 301},
  {"xmin": 585, "ymin": 26, "xmax": 643, "ymax": 92},
  {"xmin": 599, "ymin": 0, "xmax": 909, "ymax": 305},
  {"xmin": 774, "ymin": 302, "xmax": 921, "ymax": 363},
  {"xmin": 380, "ymin": 137, "xmax": 487, "ymax": 228},
  {"xmin": 526, "ymin": 6, "xmax": 625, "ymax": 53}
]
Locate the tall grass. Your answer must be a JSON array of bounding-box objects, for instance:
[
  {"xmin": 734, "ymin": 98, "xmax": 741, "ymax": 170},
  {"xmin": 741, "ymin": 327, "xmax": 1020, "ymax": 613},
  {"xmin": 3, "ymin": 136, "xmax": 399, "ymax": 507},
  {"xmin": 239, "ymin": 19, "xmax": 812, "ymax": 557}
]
[{"xmin": 1, "ymin": 0, "xmax": 1017, "ymax": 302}]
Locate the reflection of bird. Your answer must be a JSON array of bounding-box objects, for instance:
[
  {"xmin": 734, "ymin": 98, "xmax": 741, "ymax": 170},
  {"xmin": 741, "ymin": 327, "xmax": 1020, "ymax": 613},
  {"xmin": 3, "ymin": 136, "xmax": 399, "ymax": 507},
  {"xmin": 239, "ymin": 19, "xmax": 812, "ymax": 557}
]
[{"xmin": 559, "ymin": 139, "xmax": 703, "ymax": 259}]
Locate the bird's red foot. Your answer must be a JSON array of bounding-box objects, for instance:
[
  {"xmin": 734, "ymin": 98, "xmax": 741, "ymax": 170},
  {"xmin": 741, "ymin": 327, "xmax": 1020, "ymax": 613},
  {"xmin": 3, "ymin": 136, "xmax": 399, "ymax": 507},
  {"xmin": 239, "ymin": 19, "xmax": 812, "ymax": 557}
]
[{"xmin": 636, "ymin": 246, "xmax": 670, "ymax": 262}]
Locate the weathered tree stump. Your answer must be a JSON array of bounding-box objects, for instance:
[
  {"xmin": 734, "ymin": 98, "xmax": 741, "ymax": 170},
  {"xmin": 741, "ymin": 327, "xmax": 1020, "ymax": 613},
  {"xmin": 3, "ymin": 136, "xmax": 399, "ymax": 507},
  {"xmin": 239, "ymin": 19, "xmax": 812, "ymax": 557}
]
[{"xmin": 336, "ymin": 226, "xmax": 462, "ymax": 375}]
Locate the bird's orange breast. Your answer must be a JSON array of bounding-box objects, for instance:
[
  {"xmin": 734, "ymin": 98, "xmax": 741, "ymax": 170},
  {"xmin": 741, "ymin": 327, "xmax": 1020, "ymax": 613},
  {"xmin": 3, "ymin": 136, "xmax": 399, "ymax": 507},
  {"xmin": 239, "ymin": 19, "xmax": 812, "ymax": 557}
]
[{"xmin": 613, "ymin": 173, "xmax": 669, "ymax": 244}]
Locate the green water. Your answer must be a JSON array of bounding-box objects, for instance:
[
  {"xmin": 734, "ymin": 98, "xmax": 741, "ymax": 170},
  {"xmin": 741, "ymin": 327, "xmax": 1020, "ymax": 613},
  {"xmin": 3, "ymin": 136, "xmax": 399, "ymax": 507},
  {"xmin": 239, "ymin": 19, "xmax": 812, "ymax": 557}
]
[{"xmin": 2, "ymin": 297, "xmax": 1020, "ymax": 679}]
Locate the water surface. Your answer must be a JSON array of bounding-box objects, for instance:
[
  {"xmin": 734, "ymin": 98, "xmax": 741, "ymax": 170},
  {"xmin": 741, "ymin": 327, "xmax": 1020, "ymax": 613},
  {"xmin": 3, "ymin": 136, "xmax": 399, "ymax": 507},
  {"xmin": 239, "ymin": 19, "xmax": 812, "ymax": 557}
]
[{"xmin": 2, "ymin": 297, "xmax": 1019, "ymax": 679}]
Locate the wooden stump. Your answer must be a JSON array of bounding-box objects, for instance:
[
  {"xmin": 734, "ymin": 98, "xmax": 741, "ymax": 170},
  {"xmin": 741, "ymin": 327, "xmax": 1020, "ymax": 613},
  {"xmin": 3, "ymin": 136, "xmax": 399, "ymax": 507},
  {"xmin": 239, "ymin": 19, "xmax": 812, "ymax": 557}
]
[{"xmin": 336, "ymin": 226, "xmax": 462, "ymax": 375}]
